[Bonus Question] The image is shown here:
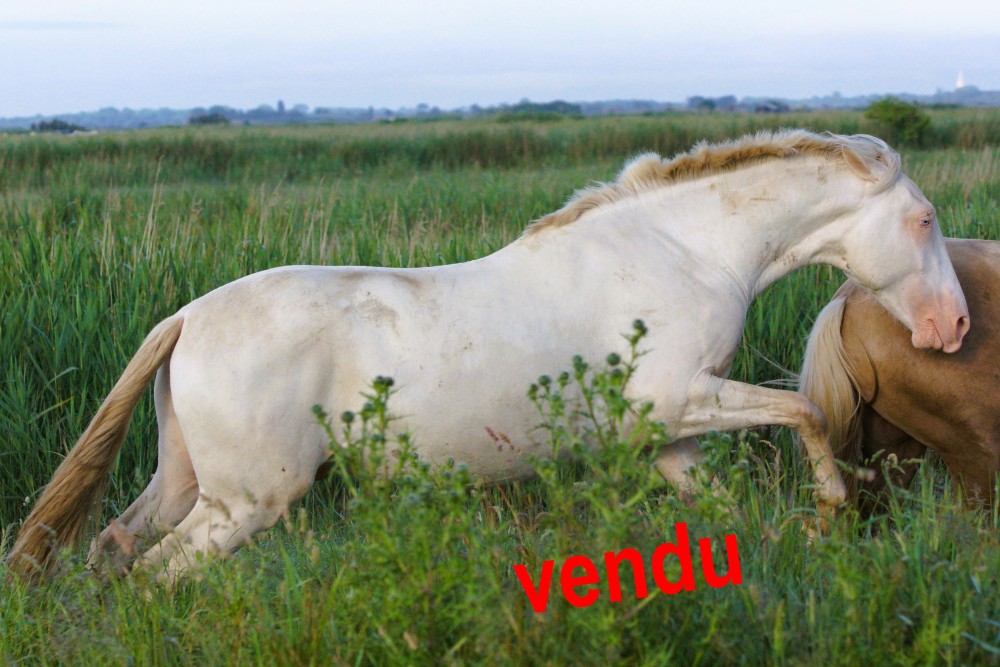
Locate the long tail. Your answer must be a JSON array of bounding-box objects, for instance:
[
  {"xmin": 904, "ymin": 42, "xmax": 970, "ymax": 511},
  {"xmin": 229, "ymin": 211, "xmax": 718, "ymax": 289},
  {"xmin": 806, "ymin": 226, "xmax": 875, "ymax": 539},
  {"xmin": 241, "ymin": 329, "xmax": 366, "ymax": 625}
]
[
  {"xmin": 6, "ymin": 314, "xmax": 184, "ymax": 581},
  {"xmin": 798, "ymin": 296, "xmax": 864, "ymax": 486}
]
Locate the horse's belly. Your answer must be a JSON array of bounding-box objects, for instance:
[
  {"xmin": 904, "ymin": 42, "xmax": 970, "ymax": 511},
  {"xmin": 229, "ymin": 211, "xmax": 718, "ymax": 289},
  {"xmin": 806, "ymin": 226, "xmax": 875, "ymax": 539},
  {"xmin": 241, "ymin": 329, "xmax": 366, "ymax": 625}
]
[{"xmin": 385, "ymin": 382, "xmax": 552, "ymax": 481}]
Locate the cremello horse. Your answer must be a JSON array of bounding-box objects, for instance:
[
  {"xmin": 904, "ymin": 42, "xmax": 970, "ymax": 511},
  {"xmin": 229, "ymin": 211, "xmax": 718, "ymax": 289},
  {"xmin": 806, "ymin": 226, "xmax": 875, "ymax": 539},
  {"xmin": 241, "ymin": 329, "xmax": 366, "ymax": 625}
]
[
  {"xmin": 800, "ymin": 238, "xmax": 999, "ymax": 511},
  {"xmin": 8, "ymin": 130, "xmax": 970, "ymax": 582}
]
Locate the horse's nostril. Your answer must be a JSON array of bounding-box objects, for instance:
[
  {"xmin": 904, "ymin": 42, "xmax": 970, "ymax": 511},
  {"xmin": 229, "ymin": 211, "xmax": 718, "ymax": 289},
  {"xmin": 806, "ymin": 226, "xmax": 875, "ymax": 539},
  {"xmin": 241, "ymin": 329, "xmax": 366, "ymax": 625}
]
[{"xmin": 957, "ymin": 315, "xmax": 971, "ymax": 340}]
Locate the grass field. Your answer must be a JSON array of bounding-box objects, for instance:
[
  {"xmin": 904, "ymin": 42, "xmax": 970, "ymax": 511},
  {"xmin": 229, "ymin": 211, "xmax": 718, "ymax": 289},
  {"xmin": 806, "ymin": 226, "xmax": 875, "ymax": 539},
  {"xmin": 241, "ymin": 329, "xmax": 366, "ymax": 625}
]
[{"xmin": 1, "ymin": 111, "xmax": 999, "ymax": 665}]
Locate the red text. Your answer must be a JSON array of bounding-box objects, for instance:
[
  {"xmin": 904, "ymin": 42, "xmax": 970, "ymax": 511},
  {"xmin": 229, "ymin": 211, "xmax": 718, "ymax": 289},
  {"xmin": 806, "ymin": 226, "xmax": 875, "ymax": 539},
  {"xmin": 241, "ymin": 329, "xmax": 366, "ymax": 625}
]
[{"xmin": 512, "ymin": 522, "xmax": 742, "ymax": 612}]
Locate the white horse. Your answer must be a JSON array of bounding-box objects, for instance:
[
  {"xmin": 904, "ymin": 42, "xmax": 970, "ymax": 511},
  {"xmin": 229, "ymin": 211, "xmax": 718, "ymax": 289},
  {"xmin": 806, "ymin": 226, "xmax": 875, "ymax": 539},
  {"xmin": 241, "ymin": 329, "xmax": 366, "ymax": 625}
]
[{"xmin": 9, "ymin": 130, "xmax": 970, "ymax": 582}]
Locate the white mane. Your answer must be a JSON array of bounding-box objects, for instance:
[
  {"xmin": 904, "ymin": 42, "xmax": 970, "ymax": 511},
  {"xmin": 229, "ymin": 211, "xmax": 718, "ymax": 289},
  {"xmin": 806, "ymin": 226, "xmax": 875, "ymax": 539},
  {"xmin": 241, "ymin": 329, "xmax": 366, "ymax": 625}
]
[{"xmin": 524, "ymin": 130, "xmax": 900, "ymax": 236}]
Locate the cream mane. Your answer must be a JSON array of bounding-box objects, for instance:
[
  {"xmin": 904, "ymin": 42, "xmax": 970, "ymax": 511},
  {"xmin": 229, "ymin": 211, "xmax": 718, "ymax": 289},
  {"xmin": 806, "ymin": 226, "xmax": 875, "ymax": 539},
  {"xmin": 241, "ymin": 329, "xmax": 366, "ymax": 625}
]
[{"xmin": 524, "ymin": 129, "xmax": 901, "ymax": 236}]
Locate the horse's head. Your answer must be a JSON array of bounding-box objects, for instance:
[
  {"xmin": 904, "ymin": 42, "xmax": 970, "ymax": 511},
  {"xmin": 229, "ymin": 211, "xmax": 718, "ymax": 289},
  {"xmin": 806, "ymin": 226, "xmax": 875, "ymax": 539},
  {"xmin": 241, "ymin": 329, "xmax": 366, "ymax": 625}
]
[{"xmin": 835, "ymin": 137, "xmax": 969, "ymax": 353}]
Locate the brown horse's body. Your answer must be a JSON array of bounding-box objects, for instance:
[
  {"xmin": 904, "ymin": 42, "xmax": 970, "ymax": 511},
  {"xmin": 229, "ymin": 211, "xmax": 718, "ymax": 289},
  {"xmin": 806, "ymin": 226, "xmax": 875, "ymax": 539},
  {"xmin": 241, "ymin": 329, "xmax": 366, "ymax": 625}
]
[{"xmin": 801, "ymin": 238, "xmax": 1000, "ymax": 509}]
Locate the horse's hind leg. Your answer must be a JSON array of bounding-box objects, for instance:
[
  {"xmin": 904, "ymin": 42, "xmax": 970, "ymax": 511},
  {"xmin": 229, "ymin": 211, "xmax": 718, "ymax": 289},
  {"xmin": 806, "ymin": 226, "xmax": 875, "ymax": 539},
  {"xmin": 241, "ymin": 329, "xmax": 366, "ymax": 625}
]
[
  {"xmin": 131, "ymin": 437, "xmax": 322, "ymax": 583},
  {"xmin": 134, "ymin": 489, "xmax": 289, "ymax": 584},
  {"xmin": 856, "ymin": 406, "xmax": 926, "ymax": 516},
  {"xmin": 88, "ymin": 365, "xmax": 199, "ymax": 575}
]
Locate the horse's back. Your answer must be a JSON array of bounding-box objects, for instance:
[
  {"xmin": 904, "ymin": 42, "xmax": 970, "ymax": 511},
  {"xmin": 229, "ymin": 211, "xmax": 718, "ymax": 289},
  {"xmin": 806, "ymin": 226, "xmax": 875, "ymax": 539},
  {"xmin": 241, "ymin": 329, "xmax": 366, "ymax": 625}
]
[{"xmin": 839, "ymin": 238, "xmax": 1000, "ymax": 502}]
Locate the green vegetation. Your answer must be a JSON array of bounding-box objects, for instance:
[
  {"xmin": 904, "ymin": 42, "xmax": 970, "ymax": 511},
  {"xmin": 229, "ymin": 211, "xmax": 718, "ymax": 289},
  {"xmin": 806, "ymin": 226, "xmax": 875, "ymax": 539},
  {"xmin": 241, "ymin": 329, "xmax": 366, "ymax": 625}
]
[
  {"xmin": 865, "ymin": 97, "xmax": 934, "ymax": 147},
  {"xmin": 4, "ymin": 108, "xmax": 1000, "ymax": 190},
  {"xmin": 1, "ymin": 110, "xmax": 999, "ymax": 664}
]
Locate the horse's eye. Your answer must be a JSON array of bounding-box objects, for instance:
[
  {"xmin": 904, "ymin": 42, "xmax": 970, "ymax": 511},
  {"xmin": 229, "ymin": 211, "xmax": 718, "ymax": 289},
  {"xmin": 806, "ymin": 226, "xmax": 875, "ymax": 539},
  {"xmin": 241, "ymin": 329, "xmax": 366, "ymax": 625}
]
[{"xmin": 920, "ymin": 217, "xmax": 932, "ymax": 227}]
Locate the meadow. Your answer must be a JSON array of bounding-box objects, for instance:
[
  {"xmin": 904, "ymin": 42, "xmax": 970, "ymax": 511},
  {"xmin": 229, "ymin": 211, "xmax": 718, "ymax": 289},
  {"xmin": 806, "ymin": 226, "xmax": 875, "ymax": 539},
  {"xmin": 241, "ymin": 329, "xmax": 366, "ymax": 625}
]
[{"xmin": 1, "ymin": 109, "xmax": 999, "ymax": 665}]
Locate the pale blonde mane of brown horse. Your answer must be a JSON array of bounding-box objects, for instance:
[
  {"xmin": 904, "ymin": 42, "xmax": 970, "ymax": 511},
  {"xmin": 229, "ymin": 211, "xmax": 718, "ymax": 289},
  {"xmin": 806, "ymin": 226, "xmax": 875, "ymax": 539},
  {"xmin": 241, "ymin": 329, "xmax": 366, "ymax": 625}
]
[{"xmin": 524, "ymin": 129, "xmax": 900, "ymax": 236}]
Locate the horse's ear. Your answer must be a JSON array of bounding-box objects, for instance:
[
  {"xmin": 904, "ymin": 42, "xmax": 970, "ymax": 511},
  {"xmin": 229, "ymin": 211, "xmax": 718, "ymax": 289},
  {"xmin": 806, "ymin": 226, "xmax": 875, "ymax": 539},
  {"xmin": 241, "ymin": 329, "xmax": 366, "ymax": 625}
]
[{"xmin": 841, "ymin": 147, "xmax": 879, "ymax": 183}]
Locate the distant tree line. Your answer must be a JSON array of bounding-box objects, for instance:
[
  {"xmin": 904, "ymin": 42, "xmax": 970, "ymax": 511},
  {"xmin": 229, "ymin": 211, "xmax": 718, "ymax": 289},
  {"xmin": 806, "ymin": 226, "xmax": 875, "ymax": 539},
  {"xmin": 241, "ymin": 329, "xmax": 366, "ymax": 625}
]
[
  {"xmin": 189, "ymin": 112, "xmax": 231, "ymax": 126},
  {"xmin": 687, "ymin": 95, "xmax": 790, "ymax": 113},
  {"xmin": 188, "ymin": 101, "xmax": 314, "ymax": 126},
  {"xmin": 490, "ymin": 100, "xmax": 583, "ymax": 122},
  {"xmin": 4, "ymin": 87, "xmax": 998, "ymax": 133},
  {"xmin": 31, "ymin": 119, "xmax": 88, "ymax": 133}
]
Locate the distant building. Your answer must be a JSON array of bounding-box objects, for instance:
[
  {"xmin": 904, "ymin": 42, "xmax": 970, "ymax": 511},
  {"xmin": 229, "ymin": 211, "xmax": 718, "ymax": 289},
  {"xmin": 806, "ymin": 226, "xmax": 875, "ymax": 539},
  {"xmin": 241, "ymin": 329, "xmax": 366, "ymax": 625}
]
[{"xmin": 957, "ymin": 71, "xmax": 967, "ymax": 89}]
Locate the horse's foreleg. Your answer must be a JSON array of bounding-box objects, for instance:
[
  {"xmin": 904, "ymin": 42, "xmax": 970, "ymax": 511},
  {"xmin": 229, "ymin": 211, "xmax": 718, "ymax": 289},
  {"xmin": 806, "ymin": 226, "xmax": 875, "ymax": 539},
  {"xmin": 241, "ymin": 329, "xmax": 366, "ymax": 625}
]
[
  {"xmin": 653, "ymin": 437, "xmax": 705, "ymax": 494},
  {"xmin": 654, "ymin": 436, "xmax": 741, "ymax": 514},
  {"xmin": 677, "ymin": 373, "xmax": 847, "ymax": 521}
]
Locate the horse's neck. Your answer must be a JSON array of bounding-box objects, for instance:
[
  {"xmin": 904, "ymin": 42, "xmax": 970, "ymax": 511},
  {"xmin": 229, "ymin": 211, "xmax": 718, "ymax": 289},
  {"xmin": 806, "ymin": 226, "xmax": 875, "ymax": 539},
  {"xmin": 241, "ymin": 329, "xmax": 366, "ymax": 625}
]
[{"xmin": 573, "ymin": 157, "xmax": 861, "ymax": 302}]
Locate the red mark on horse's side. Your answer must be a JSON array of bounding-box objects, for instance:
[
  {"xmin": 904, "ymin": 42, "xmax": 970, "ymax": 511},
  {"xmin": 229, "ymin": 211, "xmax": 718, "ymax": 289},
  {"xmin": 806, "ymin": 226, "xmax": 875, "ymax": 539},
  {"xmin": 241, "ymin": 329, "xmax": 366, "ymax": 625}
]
[{"xmin": 485, "ymin": 426, "xmax": 512, "ymax": 450}]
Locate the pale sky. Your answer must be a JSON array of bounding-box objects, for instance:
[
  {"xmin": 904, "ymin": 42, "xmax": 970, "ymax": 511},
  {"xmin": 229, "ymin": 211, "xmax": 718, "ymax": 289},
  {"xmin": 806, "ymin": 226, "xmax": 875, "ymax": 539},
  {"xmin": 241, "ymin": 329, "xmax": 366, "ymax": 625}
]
[{"xmin": 1, "ymin": 0, "xmax": 998, "ymax": 117}]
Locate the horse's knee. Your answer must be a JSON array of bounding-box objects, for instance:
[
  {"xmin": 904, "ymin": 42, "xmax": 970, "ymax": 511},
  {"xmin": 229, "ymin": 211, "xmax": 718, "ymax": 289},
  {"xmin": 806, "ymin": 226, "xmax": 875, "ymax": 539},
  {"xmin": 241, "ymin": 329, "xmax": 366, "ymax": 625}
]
[{"xmin": 793, "ymin": 395, "xmax": 828, "ymax": 442}]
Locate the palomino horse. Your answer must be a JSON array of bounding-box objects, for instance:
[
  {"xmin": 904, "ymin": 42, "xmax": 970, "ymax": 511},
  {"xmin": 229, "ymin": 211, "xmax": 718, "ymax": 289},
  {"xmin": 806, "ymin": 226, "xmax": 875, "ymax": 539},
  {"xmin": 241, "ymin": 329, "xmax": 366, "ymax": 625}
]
[
  {"xmin": 800, "ymin": 238, "xmax": 999, "ymax": 510},
  {"xmin": 8, "ymin": 130, "xmax": 970, "ymax": 582}
]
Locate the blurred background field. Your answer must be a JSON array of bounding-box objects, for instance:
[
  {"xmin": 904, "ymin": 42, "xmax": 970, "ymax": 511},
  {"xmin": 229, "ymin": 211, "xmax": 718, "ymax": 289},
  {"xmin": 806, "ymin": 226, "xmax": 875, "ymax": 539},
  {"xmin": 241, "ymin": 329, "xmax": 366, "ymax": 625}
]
[{"xmin": 1, "ymin": 110, "xmax": 998, "ymax": 665}]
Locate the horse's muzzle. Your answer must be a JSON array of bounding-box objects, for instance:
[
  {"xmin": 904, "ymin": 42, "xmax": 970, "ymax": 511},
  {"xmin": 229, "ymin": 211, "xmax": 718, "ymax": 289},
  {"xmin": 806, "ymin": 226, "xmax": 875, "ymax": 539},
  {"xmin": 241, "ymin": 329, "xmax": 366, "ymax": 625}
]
[{"xmin": 911, "ymin": 313, "xmax": 970, "ymax": 353}]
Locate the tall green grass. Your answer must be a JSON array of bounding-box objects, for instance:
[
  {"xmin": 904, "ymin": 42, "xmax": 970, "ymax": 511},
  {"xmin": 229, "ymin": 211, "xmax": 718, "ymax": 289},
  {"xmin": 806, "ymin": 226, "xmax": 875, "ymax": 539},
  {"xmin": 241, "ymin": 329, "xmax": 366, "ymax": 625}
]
[
  {"xmin": 1, "ymin": 112, "xmax": 998, "ymax": 664},
  {"xmin": 3, "ymin": 108, "xmax": 999, "ymax": 192}
]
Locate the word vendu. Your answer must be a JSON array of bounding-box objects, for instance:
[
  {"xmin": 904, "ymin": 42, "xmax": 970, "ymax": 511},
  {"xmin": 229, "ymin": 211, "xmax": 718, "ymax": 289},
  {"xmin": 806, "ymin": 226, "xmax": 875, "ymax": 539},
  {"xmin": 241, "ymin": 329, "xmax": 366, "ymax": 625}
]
[{"xmin": 513, "ymin": 522, "xmax": 742, "ymax": 612}]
